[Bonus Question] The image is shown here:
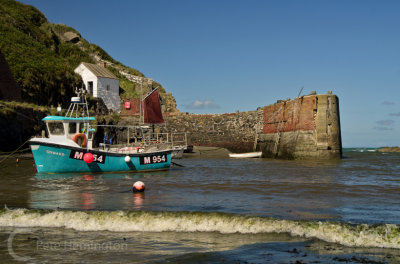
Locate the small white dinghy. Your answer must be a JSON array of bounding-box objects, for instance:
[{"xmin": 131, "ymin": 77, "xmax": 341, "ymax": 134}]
[{"xmin": 229, "ymin": 151, "xmax": 262, "ymax": 158}]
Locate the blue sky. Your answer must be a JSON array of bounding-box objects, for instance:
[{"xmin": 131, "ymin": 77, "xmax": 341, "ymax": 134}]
[{"xmin": 18, "ymin": 0, "xmax": 400, "ymax": 147}]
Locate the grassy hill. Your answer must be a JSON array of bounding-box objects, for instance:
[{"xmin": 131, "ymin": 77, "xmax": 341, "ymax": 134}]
[{"xmin": 0, "ymin": 0, "xmax": 169, "ymax": 108}]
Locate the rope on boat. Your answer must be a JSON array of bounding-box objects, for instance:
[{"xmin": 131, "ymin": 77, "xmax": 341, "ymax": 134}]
[
  {"xmin": 171, "ymin": 161, "xmax": 184, "ymax": 167},
  {"xmin": 0, "ymin": 147, "xmax": 30, "ymax": 155},
  {"xmin": 0, "ymin": 137, "xmax": 32, "ymax": 166}
]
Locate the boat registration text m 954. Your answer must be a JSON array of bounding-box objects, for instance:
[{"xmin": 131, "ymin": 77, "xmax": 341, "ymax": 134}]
[
  {"xmin": 69, "ymin": 150, "xmax": 106, "ymax": 164},
  {"xmin": 139, "ymin": 154, "xmax": 167, "ymax": 165}
]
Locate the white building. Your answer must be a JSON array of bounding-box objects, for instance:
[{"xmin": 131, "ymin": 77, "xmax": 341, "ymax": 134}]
[{"xmin": 74, "ymin": 62, "xmax": 121, "ymax": 112}]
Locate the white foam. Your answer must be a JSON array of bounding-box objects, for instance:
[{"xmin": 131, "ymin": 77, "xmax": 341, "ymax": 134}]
[{"xmin": 1, "ymin": 208, "xmax": 399, "ymax": 249}]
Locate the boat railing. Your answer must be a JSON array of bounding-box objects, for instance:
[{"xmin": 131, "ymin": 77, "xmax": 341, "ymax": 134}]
[
  {"xmin": 150, "ymin": 132, "xmax": 170, "ymax": 144},
  {"xmin": 98, "ymin": 142, "xmax": 172, "ymax": 154},
  {"xmin": 171, "ymin": 132, "xmax": 187, "ymax": 148},
  {"xmin": 90, "ymin": 124, "xmax": 187, "ymax": 152}
]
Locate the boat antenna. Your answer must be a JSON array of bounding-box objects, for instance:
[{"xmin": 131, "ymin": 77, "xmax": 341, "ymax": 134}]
[{"xmin": 66, "ymin": 87, "xmax": 89, "ymax": 119}]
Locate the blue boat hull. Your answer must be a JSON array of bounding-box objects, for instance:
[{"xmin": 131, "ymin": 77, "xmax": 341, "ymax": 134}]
[{"xmin": 30, "ymin": 142, "xmax": 172, "ymax": 173}]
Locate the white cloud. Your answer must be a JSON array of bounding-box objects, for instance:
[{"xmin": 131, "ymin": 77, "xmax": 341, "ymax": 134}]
[{"xmin": 184, "ymin": 100, "xmax": 220, "ymax": 110}]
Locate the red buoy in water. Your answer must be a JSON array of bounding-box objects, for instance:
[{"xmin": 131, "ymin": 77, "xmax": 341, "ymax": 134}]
[
  {"xmin": 132, "ymin": 181, "xmax": 145, "ymax": 192},
  {"xmin": 83, "ymin": 153, "xmax": 94, "ymax": 163}
]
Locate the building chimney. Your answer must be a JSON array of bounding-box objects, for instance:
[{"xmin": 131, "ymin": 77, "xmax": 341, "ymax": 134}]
[{"xmin": 100, "ymin": 61, "xmax": 107, "ymax": 68}]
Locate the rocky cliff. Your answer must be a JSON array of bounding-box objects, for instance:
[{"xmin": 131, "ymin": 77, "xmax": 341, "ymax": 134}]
[{"xmin": 0, "ymin": 0, "xmax": 178, "ymax": 112}]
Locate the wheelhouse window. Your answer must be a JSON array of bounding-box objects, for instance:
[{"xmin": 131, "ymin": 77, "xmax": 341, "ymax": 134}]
[
  {"xmin": 48, "ymin": 122, "xmax": 64, "ymax": 135},
  {"xmin": 68, "ymin": 123, "xmax": 77, "ymax": 134}
]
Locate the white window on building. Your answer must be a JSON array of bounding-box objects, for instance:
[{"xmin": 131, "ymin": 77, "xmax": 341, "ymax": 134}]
[{"xmin": 106, "ymin": 84, "xmax": 110, "ymax": 91}]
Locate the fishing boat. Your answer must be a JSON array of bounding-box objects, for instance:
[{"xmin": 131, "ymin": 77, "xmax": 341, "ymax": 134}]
[
  {"xmin": 171, "ymin": 146, "xmax": 185, "ymax": 159},
  {"xmin": 29, "ymin": 88, "xmax": 172, "ymax": 173},
  {"xmin": 229, "ymin": 151, "xmax": 262, "ymax": 158}
]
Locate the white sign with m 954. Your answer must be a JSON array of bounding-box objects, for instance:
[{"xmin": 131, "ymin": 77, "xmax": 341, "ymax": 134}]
[
  {"xmin": 139, "ymin": 154, "xmax": 167, "ymax": 165},
  {"xmin": 69, "ymin": 150, "xmax": 106, "ymax": 164}
]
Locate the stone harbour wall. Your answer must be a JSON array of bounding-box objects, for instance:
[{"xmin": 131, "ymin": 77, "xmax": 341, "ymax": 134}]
[
  {"xmin": 258, "ymin": 93, "xmax": 342, "ymax": 159},
  {"xmin": 164, "ymin": 92, "xmax": 342, "ymax": 159},
  {"xmin": 165, "ymin": 110, "xmax": 264, "ymax": 153}
]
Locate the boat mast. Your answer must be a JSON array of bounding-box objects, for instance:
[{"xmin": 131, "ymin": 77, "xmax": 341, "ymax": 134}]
[
  {"xmin": 139, "ymin": 79, "xmax": 143, "ymax": 125},
  {"xmin": 66, "ymin": 87, "xmax": 89, "ymax": 119}
]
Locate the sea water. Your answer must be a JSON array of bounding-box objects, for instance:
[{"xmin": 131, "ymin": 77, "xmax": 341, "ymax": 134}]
[{"xmin": 0, "ymin": 149, "xmax": 399, "ymax": 263}]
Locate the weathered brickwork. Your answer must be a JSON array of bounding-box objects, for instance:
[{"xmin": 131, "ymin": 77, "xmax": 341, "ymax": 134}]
[
  {"xmin": 258, "ymin": 93, "xmax": 341, "ymax": 159},
  {"xmin": 120, "ymin": 98, "xmax": 141, "ymax": 116},
  {"xmin": 263, "ymin": 96, "xmax": 316, "ymax": 133},
  {"xmin": 120, "ymin": 92, "xmax": 178, "ymax": 117}
]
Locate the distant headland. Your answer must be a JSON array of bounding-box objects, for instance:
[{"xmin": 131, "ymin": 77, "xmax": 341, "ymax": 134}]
[{"xmin": 377, "ymin": 147, "xmax": 400, "ymax": 152}]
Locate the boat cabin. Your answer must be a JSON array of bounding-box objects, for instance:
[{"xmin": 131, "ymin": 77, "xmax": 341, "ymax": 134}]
[{"xmin": 42, "ymin": 116, "xmax": 96, "ymax": 148}]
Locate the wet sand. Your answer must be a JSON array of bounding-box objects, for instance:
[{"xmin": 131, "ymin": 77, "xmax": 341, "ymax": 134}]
[{"xmin": 183, "ymin": 146, "xmax": 231, "ymax": 158}]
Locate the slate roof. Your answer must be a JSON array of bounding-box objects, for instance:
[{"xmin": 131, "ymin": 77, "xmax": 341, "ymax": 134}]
[{"xmin": 81, "ymin": 62, "xmax": 118, "ymax": 79}]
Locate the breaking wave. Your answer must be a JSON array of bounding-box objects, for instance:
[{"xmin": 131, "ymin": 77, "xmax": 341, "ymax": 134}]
[{"xmin": 1, "ymin": 208, "xmax": 399, "ymax": 249}]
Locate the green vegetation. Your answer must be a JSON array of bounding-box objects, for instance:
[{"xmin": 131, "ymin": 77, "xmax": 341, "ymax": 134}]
[
  {"xmin": 0, "ymin": 0, "xmax": 167, "ymax": 108},
  {"xmin": 0, "ymin": 100, "xmax": 49, "ymax": 112},
  {"xmin": 0, "ymin": 100, "xmax": 52, "ymax": 120},
  {"xmin": 155, "ymin": 82, "xmax": 165, "ymax": 93},
  {"xmin": 107, "ymin": 66, "xmax": 139, "ymax": 98}
]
